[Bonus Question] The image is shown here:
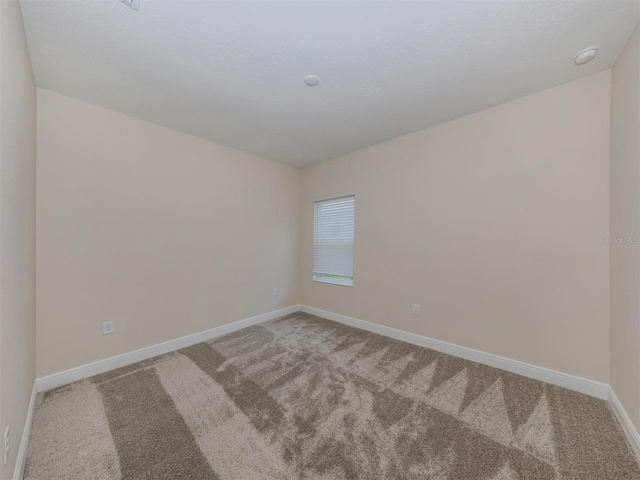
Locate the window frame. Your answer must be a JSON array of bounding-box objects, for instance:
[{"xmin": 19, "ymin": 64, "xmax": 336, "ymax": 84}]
[{"xmin": 312, "ymin": 192, "xmax": 356, "ymax": 287}]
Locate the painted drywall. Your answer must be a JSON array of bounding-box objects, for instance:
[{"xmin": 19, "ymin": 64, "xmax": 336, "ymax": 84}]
[
  {"xmin": 0, "ymin": 0, "xmax": 37, "ymax": 477},
  {"xmin": 36, "ymin": 89, "xmax": 300, "ymax": 377},
  {"xmin": 301, "ymin": 71, "xmax": 611, "ymax": 383},
  {"xmin": 611, "ymin": 23, "xmax": 640, "ymax": 430}
]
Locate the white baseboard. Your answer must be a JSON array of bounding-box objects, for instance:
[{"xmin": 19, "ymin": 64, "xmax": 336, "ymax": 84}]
[
  {"xmin": 609, "ymin": 387, "xmax": 640, "ymax": 460},
  {"xmin": 299, "ymin": 305, "xmax": 610, "ymax": 400},
  {"xmin": 13, "ymin": 381, "xmax": 37, "ymax": 480},
  {"xmin": 24, "ymin": 304, "xmax": 640, "ymax": 468},
  {"xmin": 36, "ymin": 303, "xmax": 610, "ymax": 399},
  {"xmin": 36, "ymin": 305, "xmax": 300, "ymax": 392}
]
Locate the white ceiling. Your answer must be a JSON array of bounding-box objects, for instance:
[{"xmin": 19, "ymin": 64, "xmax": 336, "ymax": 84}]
[{"xmin": 20, "ymin": 0, "xmax": 639, "ymax": 167}]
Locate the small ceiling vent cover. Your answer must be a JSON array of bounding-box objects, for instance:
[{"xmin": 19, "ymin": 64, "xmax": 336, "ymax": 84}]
[{"xmin": 118, "ymin": 0, "xmax": 140, "ymax": 11}]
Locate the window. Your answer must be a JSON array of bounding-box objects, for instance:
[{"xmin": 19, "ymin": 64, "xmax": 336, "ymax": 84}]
[{"xmin": 313, "ymin": 193, "xmax": 355, "ymax": 286}]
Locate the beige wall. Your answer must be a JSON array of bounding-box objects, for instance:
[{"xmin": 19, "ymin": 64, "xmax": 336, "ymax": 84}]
[
  {"xmin": 611, "ymin": 24, "xmax": 640, "ymax": 430},
  {"xmin": 0, "ymin": 1, "xmax": 37, "ymax": 478},
  {"xmin": 301, "ymin": 71, "xmax": 611, "ymax": 383},
  {"xmin": 36, "ymin": 89, "xmax": 300, "ymax": 377},
  {"xmin": 29, "ymin": 26, "xmax": 635, "ymax": 417}
]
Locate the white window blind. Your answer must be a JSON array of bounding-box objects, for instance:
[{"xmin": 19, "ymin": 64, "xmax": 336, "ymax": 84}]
[{"xmin": 313, "ymin": 194, "xmax": 355, "ymax": 287}]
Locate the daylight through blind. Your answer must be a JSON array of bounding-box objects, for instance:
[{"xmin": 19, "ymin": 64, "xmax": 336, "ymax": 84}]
[{"xmin": 313, "ymin": 195, "xmax": 355, "ymax": 286}]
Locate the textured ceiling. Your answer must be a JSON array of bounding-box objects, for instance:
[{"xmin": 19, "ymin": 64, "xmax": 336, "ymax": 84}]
[{"xmin": 20, "ymin": 0, "xmax": 639, "ymax": 166}]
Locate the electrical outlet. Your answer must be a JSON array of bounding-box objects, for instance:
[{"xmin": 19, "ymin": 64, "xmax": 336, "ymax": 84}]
[
  {"xmin": 4, "ymin": 426, "xmax": 9, "ymax": 466},
  {"xmin": 272, "ymin": 288, "xmax": 278, "ymax": 297},
  {"xmin": 412, "ymin": 304, "xmax": 421, "ymax": 315},
  {"xmin": 103, "ymin": 321, "xmax": 114, "ymax": 335}
]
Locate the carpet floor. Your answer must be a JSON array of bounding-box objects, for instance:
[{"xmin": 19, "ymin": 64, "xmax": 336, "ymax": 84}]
[{"xmin": 25, "ymin": 312, "xmax": 640, "ymax": 479}]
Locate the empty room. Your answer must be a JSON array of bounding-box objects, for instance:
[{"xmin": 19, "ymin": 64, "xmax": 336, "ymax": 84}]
[{"xmin": 1, "ymin": 0, "xmax": 640, "ymax": 478}]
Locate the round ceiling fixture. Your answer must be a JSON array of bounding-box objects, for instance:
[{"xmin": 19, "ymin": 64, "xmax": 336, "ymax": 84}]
[
  {"xmin": 573, "ymin": 47, "xmax": 598, "ymax": 66},
  {"xmin": 304, "ymin": 75, "xmax": 320, "ymax": 87}
]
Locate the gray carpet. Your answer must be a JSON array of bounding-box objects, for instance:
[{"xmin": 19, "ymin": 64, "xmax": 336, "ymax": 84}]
[{"xmin": 25, "ymin": 312, "xmax": 640, "ymax": 479}]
